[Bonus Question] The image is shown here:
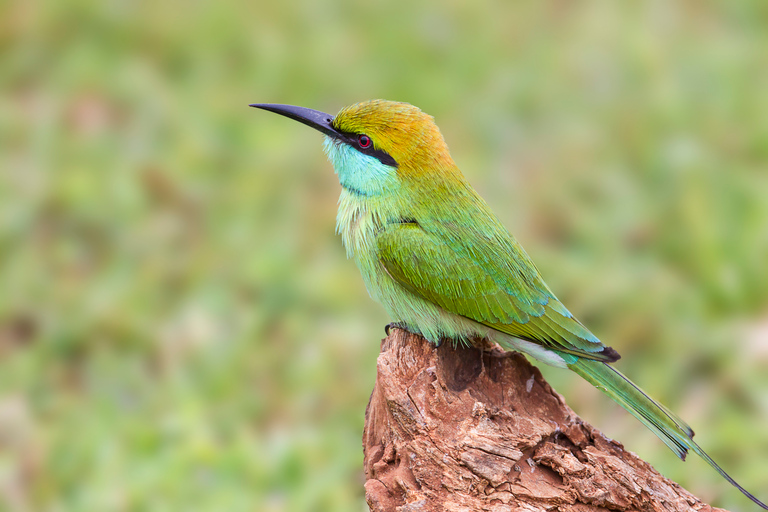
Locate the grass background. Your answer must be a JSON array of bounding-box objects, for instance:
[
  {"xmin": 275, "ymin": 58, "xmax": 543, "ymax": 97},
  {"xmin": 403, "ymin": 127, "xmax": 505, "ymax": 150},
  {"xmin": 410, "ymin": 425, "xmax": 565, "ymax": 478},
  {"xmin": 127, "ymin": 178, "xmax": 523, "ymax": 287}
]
[{"xmin": 2, "ymin": 1, "xmax": 768, "ymax": 510}]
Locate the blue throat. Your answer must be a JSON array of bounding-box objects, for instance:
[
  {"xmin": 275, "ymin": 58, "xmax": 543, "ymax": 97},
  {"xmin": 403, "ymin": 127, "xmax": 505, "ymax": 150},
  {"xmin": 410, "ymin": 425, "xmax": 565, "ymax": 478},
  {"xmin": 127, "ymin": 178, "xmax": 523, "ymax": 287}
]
[{"xmin": 324, "ymin": 138, "xmax": 398, "ymax": 197}]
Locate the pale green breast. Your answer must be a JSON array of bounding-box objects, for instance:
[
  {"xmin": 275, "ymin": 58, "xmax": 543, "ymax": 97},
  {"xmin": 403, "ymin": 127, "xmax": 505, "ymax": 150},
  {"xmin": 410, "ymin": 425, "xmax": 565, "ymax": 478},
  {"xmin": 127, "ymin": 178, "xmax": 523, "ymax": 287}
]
[
  {"xmin": 335, "ymin": 188, "xmax": 488, "ymax": 344},
  {"xmin": 335, "ymin": 188, "xmax": 404, "ymax": 305}
]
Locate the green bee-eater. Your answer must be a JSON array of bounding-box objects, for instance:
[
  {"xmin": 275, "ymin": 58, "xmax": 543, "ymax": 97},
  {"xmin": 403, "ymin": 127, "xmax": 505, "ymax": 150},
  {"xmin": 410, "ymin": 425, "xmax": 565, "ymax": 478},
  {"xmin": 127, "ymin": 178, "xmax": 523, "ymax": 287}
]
[{"xmin": 251, "ymin": 100, "xmax": 766, "ymax": 509}]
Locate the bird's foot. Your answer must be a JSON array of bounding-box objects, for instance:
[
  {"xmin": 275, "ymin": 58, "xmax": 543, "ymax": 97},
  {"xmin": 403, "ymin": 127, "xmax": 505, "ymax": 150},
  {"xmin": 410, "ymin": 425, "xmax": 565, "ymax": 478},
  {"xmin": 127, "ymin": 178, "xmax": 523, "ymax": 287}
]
[
  {"xmin": 385, "ymin": 322, "xmax": 445, "ymax": 347},
  {"xmin": 384, "ymin": 322, "xmax": 408, "ymax": 336}
]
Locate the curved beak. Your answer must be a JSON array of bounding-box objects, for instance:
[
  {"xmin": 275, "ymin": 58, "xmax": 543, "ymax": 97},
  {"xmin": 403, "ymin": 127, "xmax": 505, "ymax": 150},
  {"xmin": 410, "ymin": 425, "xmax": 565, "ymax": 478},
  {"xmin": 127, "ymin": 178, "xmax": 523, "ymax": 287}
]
[{"xmin": 249, "ymin": 103, "xmax": 339, "ymax": 139}]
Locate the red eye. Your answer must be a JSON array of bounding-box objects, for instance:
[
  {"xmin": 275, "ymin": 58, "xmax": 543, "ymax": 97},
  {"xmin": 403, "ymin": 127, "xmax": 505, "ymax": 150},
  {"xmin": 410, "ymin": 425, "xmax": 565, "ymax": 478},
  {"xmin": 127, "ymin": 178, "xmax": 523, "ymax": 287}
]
[{"xmin": 358, "ymin": 134, "xmax": 372, "ymax": 149}]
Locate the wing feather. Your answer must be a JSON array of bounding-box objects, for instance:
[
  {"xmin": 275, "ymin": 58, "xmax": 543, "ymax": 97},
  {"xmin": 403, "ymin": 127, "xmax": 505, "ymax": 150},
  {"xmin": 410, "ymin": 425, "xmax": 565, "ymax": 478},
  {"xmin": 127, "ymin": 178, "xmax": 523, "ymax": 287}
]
[{"xmin": 377, "ymin": 221, "xmax": 618, "ymax": 362}]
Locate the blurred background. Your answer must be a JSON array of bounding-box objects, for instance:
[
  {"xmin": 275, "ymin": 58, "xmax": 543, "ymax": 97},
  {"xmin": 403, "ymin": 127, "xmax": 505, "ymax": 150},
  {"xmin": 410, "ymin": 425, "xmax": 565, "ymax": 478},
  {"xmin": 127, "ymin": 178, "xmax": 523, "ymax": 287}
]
[{"xmin": 2, "ymin": 1, "xmax": 768, "ymax": 510}]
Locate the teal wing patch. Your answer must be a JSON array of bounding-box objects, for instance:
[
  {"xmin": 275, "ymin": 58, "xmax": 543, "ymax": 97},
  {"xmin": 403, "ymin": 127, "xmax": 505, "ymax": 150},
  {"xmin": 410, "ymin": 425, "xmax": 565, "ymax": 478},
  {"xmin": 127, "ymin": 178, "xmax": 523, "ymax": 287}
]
[{"xmin": 377, "ymin": 221, "xmax": 617, "ymax": 361}]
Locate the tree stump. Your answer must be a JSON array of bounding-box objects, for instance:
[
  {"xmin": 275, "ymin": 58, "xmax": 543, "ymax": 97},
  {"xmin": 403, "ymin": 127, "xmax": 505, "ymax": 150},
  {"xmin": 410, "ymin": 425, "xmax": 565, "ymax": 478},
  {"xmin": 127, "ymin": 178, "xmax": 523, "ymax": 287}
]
[{"xmin": 363, "ymin": 328, "xmax": 725, "ymax": 512}]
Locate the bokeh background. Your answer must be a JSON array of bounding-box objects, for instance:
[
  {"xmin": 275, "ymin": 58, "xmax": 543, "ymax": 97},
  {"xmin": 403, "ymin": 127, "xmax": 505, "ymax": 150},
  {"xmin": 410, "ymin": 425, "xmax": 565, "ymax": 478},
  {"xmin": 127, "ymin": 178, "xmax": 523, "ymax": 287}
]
[{"xmin": 2, "ymin": 1, "xmax": 768, "ymax": 511}]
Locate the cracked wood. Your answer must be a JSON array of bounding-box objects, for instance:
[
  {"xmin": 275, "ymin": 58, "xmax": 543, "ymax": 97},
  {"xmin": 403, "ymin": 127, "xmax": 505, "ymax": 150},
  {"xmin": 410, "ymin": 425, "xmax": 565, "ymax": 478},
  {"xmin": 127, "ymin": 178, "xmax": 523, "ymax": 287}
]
[{"xmin": 363, "ymin": 328, "xmax": 726, "ymax": 512}]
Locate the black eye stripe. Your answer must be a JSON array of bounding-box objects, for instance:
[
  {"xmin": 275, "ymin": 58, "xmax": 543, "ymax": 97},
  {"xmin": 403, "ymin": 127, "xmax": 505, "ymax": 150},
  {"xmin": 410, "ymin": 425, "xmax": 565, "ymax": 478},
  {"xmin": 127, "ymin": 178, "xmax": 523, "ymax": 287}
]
[{"xmin": 335, "ymin": 130, "xmax": 398, "ymax": 167}]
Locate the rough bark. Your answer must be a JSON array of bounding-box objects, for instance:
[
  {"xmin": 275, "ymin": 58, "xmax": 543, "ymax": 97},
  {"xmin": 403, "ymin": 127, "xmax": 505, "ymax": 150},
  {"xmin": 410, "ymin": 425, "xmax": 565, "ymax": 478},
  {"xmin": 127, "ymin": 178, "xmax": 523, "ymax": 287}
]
[{"xmin": 363, "ymin": 328, "xmax": 725, "ymax": 512}]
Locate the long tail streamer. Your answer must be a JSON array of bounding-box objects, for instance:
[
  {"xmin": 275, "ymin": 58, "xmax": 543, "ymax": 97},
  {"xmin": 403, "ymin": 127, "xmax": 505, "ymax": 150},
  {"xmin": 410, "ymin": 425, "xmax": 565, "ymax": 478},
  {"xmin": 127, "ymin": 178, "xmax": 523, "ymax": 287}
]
[{"xmin": 568, "ymin": 359, "xmax": 767, "ymax": 510}]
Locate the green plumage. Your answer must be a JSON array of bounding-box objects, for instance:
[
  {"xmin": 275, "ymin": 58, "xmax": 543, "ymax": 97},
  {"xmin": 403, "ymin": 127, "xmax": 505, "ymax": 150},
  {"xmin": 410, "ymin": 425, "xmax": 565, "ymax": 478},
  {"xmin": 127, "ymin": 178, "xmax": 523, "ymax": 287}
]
[
  {"xmin": 377, "ymin": 219, "xmax": 614, "ymax": 360},
  {"xmin": 252, "ymin": 99, "xmax": 767, "ymax": 509}
]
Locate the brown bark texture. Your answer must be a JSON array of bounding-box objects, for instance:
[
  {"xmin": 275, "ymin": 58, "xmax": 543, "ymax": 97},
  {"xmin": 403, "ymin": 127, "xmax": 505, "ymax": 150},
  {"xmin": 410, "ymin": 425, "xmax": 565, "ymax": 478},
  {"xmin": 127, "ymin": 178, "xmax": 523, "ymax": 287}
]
[{"xmin": 363, "ymin": 328, "xmax": 726, "ymax": 512}]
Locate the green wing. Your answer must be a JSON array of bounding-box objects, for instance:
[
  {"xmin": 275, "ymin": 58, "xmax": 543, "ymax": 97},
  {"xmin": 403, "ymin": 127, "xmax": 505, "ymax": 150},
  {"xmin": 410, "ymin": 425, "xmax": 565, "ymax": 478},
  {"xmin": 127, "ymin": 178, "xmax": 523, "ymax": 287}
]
[
  {"xmin": 377, "ymin": 214, "xmax": 768, "ymax": 509},
  {"xmin": 377, "ymin": 220, "xmax": 618, "ymax": 362}
]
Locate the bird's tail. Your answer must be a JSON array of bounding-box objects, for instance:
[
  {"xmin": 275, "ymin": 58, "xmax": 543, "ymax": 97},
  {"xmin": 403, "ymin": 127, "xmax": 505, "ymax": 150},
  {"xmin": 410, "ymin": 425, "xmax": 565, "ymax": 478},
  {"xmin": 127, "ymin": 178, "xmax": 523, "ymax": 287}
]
[{"xmin": 568, "ymin": 358, "xmax": 768, "ymax": 510}]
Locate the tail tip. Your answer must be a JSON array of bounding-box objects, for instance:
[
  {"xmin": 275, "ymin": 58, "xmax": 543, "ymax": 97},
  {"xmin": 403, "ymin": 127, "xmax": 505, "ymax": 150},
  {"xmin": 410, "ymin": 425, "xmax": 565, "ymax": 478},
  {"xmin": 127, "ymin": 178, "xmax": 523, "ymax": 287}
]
[{"xmin": 600, "ymin": 345, "xmax": 621, "ymax": 363}]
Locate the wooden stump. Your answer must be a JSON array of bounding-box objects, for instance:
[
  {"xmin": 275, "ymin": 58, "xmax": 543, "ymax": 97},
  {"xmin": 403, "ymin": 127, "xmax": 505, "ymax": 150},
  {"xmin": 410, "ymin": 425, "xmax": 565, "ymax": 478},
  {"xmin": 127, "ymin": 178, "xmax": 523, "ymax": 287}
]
[{"xmin": 363, "ymin": 328, "xmax": 725, "ymax": 512}]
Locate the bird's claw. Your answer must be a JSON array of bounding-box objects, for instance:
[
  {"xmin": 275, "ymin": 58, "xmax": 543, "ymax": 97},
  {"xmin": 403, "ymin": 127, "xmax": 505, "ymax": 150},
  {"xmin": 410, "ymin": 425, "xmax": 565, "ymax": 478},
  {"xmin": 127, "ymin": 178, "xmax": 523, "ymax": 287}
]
[
  {"xmin": 385, "ymin": 322, "xmax": 406, "ymax": 336},
  {"xmin": 384, "ymin": 323, "xmax": 442, "ymax": 347}
]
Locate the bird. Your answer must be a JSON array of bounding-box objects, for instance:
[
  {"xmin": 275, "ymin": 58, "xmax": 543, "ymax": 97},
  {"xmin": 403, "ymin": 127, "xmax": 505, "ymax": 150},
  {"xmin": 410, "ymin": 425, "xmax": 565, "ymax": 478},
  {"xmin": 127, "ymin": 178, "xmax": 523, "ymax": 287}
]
[{"xmin": 250, "ymin": 99, "xmax": 766, "ymax": 509}]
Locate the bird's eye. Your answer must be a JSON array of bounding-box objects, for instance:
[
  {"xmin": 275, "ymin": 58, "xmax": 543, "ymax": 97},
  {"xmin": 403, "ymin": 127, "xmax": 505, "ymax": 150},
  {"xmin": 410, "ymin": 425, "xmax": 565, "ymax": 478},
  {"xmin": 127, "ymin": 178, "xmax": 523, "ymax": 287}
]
[{"xmin": 357, "ymin": 134, "xmax": 372, "ymax": 149}]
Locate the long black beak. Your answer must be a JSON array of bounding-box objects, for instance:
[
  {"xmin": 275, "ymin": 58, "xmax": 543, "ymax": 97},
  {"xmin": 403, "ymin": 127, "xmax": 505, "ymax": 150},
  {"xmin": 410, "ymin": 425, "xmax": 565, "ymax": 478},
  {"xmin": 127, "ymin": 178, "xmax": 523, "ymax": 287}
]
[{"xmin": 249, "ymin": 103, "xmax": 338, "ymax": 138}]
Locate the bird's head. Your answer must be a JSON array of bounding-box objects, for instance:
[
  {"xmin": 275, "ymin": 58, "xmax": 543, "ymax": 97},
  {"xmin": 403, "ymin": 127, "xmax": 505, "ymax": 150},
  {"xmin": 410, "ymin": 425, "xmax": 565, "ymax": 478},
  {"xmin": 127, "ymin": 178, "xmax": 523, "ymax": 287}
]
[{"xmin": 251, "ymin": 100, "xmax": 457, "ymax": 197}]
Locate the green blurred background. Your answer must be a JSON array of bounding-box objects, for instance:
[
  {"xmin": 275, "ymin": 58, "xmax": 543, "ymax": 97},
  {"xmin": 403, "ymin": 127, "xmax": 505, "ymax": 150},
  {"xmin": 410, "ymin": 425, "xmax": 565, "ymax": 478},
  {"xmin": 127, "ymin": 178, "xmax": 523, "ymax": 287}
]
[{"xmin": 2, "ymin": 1, "xmax": 768, "ymax": 510}]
